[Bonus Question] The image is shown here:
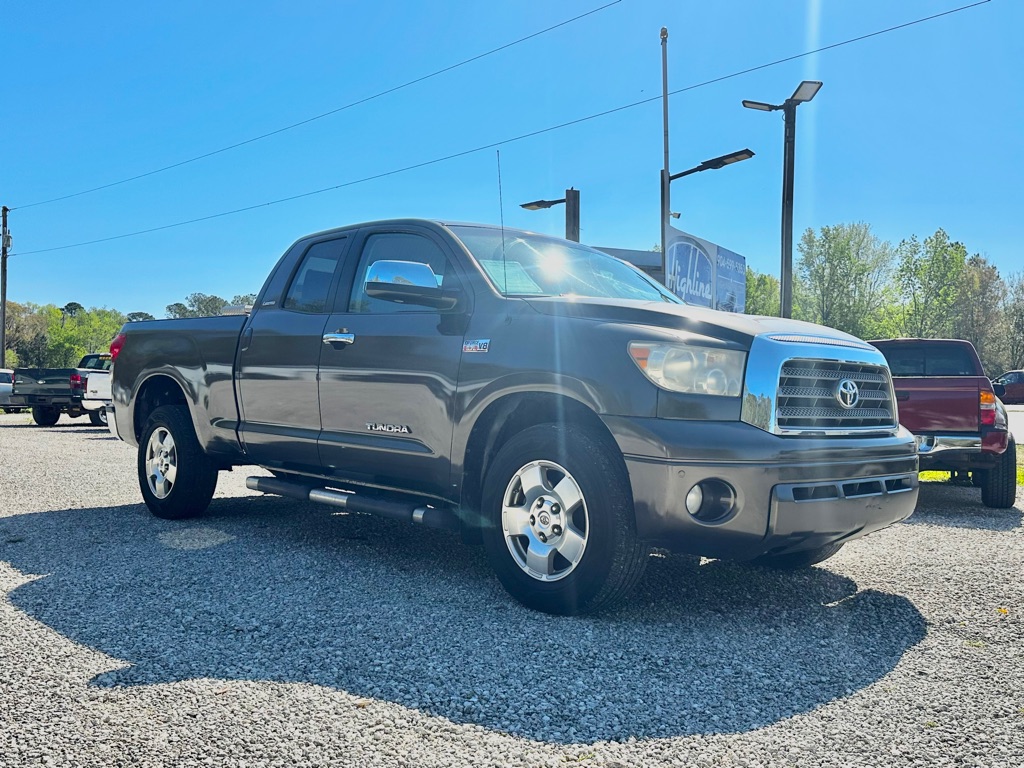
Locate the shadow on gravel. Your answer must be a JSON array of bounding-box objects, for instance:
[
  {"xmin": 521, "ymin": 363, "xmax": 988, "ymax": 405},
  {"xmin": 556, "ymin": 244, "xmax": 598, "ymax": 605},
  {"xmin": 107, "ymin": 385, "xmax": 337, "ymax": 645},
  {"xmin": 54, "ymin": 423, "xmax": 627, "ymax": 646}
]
[
  {"xmin": 0, "ymin": 423, "xmax": 107, "ymax": 432},
  {"xmin": 904, "ymin": 484, "xmax": 1022, "ymax": 531},
  {"xmin": 0, "ymin": 497, "xmax": 926, "ymax": 744}
]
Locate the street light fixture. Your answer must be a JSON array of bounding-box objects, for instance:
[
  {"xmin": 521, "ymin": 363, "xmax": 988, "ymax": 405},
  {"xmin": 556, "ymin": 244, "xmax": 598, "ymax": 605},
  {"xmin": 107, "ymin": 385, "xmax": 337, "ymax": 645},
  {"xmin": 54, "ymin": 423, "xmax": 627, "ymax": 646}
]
[
  {"xmin": 742, "ymin": 79, "xmax": 822, "ymax": 318},
  {"xmin": 520, "ymin": 187, "xmax": 580, "ymax": 242},
  {"xmin": 668, "ymin": 148, "xmax": 755, "ymax": 181}
]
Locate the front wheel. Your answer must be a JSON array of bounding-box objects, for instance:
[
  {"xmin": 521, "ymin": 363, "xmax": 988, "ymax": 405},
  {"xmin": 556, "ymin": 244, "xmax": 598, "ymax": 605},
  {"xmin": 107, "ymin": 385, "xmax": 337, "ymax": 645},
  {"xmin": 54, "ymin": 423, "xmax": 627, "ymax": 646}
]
[
  {"xmin": 31, "ymin": 406, "xmax": 60, "ymax": 426},
  {"xmin": 89, "ymin": 408, "xmax": 107, "ymax": 427},
  {"xmin": 480, "ymin": 424, "xmax": 648, "ymax": 615},
  {"xmin": 138, "ymin": 405, "xmax": 219, "ymax": 520},
  {"xmin": 981, "ymin": 437, "xmax": 1017, "ymax": 509}
]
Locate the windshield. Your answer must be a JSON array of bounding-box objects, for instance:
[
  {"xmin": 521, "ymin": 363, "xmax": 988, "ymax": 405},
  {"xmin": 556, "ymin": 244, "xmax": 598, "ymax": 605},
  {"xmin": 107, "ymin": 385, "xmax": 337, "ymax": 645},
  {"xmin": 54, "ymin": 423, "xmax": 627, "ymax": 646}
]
[{"xmin": 450, "ymin": 226, "xmax": 681, "ymax": 304}]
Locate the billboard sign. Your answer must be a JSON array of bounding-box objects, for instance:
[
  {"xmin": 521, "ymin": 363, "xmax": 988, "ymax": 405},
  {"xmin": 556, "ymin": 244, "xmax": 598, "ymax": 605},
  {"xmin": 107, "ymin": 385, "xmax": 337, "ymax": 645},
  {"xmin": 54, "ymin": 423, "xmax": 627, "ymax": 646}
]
[{"xmin": 665, "ymin": 226, "xmax": 746, "ymax": 312}]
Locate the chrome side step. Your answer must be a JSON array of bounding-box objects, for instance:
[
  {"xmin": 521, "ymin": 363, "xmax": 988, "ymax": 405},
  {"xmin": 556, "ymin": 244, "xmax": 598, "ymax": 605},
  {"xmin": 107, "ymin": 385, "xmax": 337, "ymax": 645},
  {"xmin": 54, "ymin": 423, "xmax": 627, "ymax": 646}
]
[{"xmin": 245, "ymin": 476, "xmax": 459, "ymax": 531}]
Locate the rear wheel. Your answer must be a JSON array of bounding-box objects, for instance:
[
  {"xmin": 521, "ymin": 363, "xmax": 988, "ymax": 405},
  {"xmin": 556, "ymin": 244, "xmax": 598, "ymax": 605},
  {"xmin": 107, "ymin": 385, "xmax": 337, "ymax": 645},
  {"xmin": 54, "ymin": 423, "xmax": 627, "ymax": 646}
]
[
  {"xmin": 480, "ymin": 424, "xmax": 648, "ymax": 615},
  {"xmin": 138, "ymin": 405, "xmax": 219, "ymax": 520},
  {"xmin": 89, "ymin": 408, "xmax": 107, "ymax": 427},
  {"xmin": 981, "ymin": 437, "xmax": 1016, "ymax": 509},
  {"xmin": 31, "ymin": 406, "xmax": 60, "ymax": 426},
  {"xmin": 752, "ymin": 541, "xmax": 845, "ymax": 570}
]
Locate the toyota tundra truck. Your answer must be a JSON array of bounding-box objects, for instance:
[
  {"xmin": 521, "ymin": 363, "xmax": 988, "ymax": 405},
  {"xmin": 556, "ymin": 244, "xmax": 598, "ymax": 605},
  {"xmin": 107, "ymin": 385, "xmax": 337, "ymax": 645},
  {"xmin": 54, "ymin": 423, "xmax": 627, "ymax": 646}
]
[{"xmin": 108, "ymin": 219, "xmax": 919, "ymax": 614}]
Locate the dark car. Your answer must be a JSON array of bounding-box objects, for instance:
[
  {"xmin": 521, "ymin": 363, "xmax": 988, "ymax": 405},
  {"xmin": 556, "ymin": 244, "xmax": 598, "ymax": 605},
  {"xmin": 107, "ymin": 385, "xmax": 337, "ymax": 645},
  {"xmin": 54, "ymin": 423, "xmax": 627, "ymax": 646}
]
[{"xmin": 992, "ymin": 370, "xmax": 1024, "ymax": 404}]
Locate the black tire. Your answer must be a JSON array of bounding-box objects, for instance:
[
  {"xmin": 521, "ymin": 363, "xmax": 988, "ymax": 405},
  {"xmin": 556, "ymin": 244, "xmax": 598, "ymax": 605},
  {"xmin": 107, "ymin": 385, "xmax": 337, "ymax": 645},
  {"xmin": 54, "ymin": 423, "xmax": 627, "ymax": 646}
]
[
  {"xmin": 138, "ymin": 404, "xmax": 218, "ymax": 520},
  {"xmin": 31, "ymin": 406, "xmax": 60, "ymax": 426},
  {"xmin": 89, "ymin": 408, "xmax": 107, "ymax": 427},
  {"xmin": 752, "ymin": 541, "xmax": 845, "ymax": 570},
  {"xmin": 981, "ymin": 436, "xmax": 1016, "ymax": 509},
  {"xmin": 480, "ymin": 424, "xmax": 648, "ymax": 615}
]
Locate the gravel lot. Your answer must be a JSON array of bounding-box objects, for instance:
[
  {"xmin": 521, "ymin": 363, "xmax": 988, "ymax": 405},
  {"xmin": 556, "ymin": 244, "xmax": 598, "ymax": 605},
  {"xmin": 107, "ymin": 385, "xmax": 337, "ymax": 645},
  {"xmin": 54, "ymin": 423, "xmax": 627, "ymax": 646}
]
[{"xmin": 1, "ymin": 411, "xmax": 1022, "ymax": 767}]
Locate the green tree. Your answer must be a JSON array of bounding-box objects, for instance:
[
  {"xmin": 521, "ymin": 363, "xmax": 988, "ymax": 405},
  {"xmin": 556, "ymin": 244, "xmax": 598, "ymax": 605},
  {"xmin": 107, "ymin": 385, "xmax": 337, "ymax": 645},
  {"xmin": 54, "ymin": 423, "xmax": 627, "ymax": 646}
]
[
  {"xmin": 797, "ymin": 222, "xmax": 894, "ymax": 338},
  {"xmin": 165, "ymin": 293, "xmax": 228, "ymax": 318},
  {"xmin": 126, "ymin": 311, "xmax": 156, "ymax": 322},
  {"xmin": 744, "ymin": 267, "xmax": 780, "ymax": 317},
  {"xmin": 892, "ymin": 229, "xmax": 966, "ymax": 338},
  {"xmin": 953, "ymin": 255, "xmax": 1006, "ymax": 374},
  {"xmin": 1002, "ymin": 272, "xmax": 1024, "ymax": 371}
]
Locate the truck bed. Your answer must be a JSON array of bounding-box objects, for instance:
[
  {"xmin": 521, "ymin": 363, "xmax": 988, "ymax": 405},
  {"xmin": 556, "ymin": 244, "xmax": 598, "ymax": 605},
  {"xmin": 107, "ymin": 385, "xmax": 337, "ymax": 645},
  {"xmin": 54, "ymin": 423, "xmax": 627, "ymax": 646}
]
[{"xmin": 11, "ymin": 368, "xmax": 78, "ymax": 404}]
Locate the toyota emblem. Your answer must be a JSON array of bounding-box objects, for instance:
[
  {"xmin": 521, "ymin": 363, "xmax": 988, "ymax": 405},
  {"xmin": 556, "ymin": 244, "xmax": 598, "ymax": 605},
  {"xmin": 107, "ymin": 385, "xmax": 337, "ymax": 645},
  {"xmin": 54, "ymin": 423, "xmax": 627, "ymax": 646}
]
[{"xmin": 835, "ymin": 379, "xmax": 860, "ymax": 409}]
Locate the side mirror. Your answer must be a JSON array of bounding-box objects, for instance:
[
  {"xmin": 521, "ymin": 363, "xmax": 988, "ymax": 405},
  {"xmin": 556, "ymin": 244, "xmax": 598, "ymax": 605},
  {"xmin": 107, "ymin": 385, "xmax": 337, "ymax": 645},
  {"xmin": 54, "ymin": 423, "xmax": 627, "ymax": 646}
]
[
  {"xmin": 364, "ymin": 260, "xmax": 460, "ymax": 310},
  {"xmin": 993, "ymin": 383, "xmax": 1006, "ymax": 398}
]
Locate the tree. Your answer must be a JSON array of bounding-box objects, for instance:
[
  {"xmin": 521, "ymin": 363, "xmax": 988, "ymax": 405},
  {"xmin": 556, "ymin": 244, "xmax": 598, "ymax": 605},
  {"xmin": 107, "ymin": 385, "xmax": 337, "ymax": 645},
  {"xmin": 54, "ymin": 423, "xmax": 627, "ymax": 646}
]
[
  {"xmin": 797, "ymin": 223, "xmax": 894, "ymax": 338},
  {"xmin": 953, "ymin": 255, "xmax": 1006, "ymax": 374},
  {"xmin": 744, "ymin": 267, "xmax": 780, "ymax": 317},
  {"xmin": 126, "ymin": 311, "xmax": 156, "ymax": 322},
  {"xmin": 893, "ymin": 229, "xmax": 966, "ymax": 338},
  {"xmin": 230, "ymin": 294, "xmax": 257, "ymax": 307},
  {"xmin": 165, "ymin": 293, "xmax": 228, "ymax": 318},
  {"xmin": 60, "ymin": 301, "xmax": 85, "ymax": 327},
  {"xmin": 1003, "ymin": 272, "xmax": 1024, "ymax": 371}
]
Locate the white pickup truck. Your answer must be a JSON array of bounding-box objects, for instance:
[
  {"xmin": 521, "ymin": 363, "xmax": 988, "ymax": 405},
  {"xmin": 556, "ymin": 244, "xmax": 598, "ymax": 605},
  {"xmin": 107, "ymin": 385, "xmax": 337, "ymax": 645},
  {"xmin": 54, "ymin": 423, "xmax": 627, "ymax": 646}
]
[{"xmin": 83, "ymin": 354, "xmax": 112, "ymax": 426}]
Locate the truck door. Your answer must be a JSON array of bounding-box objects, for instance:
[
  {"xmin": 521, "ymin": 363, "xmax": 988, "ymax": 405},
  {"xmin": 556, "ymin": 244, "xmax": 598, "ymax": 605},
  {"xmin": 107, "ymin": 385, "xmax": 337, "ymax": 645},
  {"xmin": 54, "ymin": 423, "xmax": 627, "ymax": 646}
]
[
  {"xmin": 236, "ymin": 235, "xmax": 351, "ymax": 472},
  {"xmin": 317, "ymin": 227, "xmax": 468, "ymax": 500}
]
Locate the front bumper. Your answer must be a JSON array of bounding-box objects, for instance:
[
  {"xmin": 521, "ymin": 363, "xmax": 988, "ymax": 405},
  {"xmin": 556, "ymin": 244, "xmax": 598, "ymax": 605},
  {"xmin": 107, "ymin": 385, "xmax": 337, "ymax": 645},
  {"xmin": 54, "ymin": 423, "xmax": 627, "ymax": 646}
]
[{"xmin": 604, "ymin": 416, "xmax": 920, "ymax": 560}]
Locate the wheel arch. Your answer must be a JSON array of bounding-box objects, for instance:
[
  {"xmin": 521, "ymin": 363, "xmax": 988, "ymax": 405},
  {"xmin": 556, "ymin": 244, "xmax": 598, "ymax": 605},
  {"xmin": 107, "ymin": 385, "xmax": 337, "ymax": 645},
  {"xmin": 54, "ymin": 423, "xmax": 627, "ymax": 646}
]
[
  {"xmin": 132, "ymin": 373, "xmax": 191, "ymax": 443},
  {"xmin": 459, "ymin": 391, "xmax": 628, "ymax": 530}
]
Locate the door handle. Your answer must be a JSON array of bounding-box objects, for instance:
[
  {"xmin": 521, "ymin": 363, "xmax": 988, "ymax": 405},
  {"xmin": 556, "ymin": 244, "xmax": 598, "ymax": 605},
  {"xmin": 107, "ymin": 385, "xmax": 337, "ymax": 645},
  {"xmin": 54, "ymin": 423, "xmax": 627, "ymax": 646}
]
[
  {"xmin": 322, "ymin": 332, "xmax": 355, "ymax": 345},
  {"xmin": 240, "ymin": 327, "xmax": 254, "ymax": 352}
]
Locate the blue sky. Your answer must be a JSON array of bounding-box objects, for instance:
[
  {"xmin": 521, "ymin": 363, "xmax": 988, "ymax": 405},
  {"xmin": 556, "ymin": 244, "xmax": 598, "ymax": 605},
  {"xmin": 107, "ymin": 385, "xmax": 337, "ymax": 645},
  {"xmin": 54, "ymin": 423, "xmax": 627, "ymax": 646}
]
[{"xmin": 2, "ymin": 0, "xmax": 1020, "ymax": 318}]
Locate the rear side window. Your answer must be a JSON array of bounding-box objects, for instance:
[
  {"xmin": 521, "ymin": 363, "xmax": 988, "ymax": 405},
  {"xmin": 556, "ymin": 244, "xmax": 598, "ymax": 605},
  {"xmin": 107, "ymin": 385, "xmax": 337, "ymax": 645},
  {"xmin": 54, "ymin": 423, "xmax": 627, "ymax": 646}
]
[
  {"xmin": 81, "ymin": 355, "xmax": 112, "ymax": 371},
  {"xmin": 876, "ymin": 344, "xmax": 977, "ymax": 376},
  {"xmin": 0, "ymin": 373, "xmax": 11, "ymax": 384},
  {"xmin": 283, "ymin": 238, "xmax": 348, "ymax": 313}
]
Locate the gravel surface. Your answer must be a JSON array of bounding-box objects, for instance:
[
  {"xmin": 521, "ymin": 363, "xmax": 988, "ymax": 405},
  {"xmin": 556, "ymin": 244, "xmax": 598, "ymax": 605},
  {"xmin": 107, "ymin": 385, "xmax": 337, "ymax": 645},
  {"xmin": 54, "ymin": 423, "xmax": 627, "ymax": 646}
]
[{"xmin": 1, "ymin": 410, "xmax": 1022, "ymax": 767}]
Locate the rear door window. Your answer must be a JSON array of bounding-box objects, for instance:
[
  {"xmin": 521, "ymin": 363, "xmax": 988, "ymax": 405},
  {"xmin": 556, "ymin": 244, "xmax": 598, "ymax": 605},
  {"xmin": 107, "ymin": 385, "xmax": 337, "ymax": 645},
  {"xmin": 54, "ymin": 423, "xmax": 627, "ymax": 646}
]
[
  {"xmin": 876, "ymin": 344, "xmax": 977, "ymax": 376},
  {"xmin": 283, "ymin": 238, "xmax": 349, "ymax": 314}
]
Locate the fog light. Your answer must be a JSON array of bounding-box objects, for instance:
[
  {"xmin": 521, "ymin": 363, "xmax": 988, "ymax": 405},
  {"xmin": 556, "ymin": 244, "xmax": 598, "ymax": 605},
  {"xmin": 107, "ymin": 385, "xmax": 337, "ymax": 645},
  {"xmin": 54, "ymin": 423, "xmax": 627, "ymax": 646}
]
[
  {"xmin": 685, "ymin": 479, "xmax": 737, "ymax": 523},
  {"xmin": 685, "ymin": 484, "xmax": 704, "ymax": 515}
]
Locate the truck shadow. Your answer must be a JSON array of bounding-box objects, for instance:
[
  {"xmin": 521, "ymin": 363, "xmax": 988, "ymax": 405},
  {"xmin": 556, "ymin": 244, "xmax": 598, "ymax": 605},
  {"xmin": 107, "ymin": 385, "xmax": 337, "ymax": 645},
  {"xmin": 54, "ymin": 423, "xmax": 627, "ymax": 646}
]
[
  {"xmin": 904, "ymin": 484, "xmax": 1022, "ymax": 531},
  {"xmin": 0, "ymin": 497, "xmax": 925, "ymax": 744}
]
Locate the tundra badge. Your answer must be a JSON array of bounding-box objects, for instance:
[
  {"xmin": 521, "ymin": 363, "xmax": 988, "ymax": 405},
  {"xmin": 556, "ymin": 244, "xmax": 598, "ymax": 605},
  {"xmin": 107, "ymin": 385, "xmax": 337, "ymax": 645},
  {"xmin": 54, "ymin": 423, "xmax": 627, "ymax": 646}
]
[{"xmin": 366, "ymin": 423, "xmax": 411, "ymax": 434}]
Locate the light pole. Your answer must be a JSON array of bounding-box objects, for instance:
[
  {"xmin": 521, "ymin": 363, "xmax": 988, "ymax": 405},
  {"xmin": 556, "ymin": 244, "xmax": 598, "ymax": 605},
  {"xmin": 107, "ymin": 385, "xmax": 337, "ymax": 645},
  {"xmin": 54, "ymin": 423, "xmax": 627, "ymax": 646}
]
[
  {"xmin": 743, "ymin": 80, "xmax": 822, "ymax": 319},
  {"xmin": 1, "ymin": 206, "xmax": 10, "ymax": 369},
  {"xmin": 520, "ymin": 188, "xmax": 580, "ymax": 242},
  {"xmin": 664, "ymin": 149, "xmax": 754, "ymax": 287}
]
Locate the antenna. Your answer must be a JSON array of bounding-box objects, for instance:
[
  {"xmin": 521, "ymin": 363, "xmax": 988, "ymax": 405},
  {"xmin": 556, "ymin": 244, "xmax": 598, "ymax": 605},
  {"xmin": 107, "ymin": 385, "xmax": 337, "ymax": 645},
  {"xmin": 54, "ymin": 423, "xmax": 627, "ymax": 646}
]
[{"xmin": 496, "ymin": 150, "xmax": 508, "ymax": 295}]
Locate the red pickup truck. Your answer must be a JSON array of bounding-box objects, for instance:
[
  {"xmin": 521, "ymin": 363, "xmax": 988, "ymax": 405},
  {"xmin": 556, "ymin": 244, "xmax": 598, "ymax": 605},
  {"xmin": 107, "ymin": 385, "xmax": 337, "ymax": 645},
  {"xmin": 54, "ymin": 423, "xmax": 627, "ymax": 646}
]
[{"xmin": 870, "ymin": 339, "xmax": 1016, "ymax": 508}]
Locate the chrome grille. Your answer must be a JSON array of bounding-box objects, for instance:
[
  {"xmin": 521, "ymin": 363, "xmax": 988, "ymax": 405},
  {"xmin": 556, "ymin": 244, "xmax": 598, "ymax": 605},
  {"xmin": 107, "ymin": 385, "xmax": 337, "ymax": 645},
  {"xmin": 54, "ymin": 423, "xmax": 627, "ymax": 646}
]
[{"xmin": 776, "ymin": 359, "xmax": 896, "ymax": 432}]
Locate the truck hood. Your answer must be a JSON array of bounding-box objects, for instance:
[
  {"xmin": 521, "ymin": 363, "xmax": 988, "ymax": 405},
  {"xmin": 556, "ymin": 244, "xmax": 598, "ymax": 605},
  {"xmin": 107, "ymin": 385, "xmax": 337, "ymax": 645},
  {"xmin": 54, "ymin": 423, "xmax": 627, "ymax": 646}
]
[{"xmin": 523, "ymin": 297, "xmax": 871, "ymax": 349}]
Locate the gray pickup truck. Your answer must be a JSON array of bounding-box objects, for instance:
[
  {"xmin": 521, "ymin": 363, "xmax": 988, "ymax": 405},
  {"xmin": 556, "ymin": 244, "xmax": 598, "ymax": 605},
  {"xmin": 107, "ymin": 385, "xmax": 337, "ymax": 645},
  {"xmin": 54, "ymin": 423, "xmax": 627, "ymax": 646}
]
[{"xmin": 109, "ymin": 219, "xmax": 919, "ymax": 614}]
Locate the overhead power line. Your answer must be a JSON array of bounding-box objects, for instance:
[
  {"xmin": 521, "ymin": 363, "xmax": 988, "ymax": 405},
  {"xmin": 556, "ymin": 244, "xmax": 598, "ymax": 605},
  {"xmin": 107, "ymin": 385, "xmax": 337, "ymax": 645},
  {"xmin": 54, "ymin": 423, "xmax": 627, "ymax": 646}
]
[
  {"xmin": 10, "ymin": 0, "xmax": 623, "ymax": 211},
  {"xmin": 12, "ymin": 0, "xmax": 991, "ymax": 257}
]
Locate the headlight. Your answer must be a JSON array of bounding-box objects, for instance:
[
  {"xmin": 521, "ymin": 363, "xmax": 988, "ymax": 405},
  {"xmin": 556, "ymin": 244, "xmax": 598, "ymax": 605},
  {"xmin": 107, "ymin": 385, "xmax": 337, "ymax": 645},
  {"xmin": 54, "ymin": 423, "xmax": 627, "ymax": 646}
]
[{"xmin": 629, "ymin": 342, "xmax": 746, "ymax": 397}]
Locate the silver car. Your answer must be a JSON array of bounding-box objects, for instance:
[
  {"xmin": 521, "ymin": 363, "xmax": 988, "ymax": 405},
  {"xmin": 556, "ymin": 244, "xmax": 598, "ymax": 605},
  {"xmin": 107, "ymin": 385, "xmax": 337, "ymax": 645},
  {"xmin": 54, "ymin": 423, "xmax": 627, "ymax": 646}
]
[{"xmin": 0, "ymin": 369, "xmax": 23, "ymax": 413}]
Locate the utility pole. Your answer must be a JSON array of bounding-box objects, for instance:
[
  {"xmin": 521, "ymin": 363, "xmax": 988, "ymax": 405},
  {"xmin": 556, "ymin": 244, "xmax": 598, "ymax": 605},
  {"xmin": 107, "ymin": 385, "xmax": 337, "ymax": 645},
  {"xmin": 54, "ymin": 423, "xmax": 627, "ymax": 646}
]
[
  {"xmin": 1, "ymin": 206, "xmax": 9, "ymax": 369},
  {"xmin": 660, "ymin": 26, "xmax": 670, "ymax": 283}
]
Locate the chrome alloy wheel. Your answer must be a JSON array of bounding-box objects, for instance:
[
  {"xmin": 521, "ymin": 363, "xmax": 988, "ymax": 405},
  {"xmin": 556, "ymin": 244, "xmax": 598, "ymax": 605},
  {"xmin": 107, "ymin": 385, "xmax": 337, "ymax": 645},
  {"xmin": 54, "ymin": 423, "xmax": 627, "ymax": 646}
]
[
  {"xmin": 145, "ymin": 427, "xmax": 177, "ymax": 499},
  {"xmin": 501, "ymin": 460, "xmax": 589, "ymax": 582}
]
